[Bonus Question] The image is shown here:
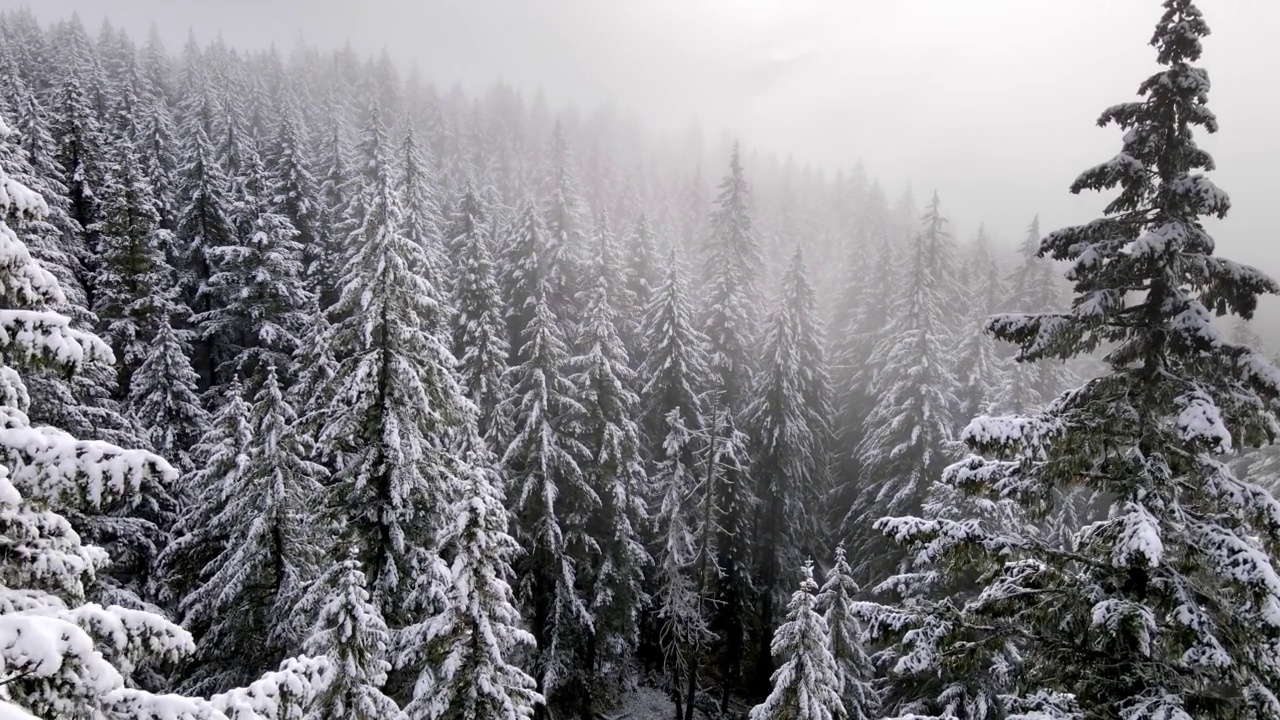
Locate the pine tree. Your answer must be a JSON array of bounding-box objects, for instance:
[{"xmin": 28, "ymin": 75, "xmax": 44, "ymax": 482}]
[
  {"xmin": 90, "ymin": 139, "xmax": 175, "ymax": 396},
  {"xmin": 747, "ymin": 563, "xmax": 845, "ymax": 720},
  {"xmin": 571, "ymin": 213, "xmax": 651, "ymax": 699},
  {"xmin": 500, "ymin": 264, "xmax": 595, "ymax": 718},
  {"xmin": 701, "ymin": 144, "xmax": 764, "ymax": 700},
  {"xmin": 301, "ymin": 556, "xmax": 406, "ymax": 720},
  {"xmin": 747, "ymin": 247, "xmax": 833, "ymax": 689},
  {"xmin": 399, "ymin": 122, "xmax": 448, "ymax": 289},
  {"xmin": 450, "ymin": 186, "xmax": 514, "ymax": 449},
  {"xmin": 175, "ymin": 123, "xmax": 239, "ymax": 390},
  {"xmin": 842, "ymin": 193, "xmax": 960, "ymax": 583},
  {"xmin": 0, "ymin": 111, "xmax": 232, "ymax": 720},
  {"xmin": 815, "ymin": 546, "xmax": 877, "ymax": 720},
  {"xmin": 177, "ymin": 367, "xmax": 327, "ymax": 694},
  {"xmin": 953, "ymin": 227, "xmax": 1006, "ymax": 421},
  {"xmin": 128, "ymin": 315, "xmax": 206, "ymax": 477},
  {"xmin": 880, "ymin": 4, "xmax": 1280, "ymax": 718},
  {"xmin": 316, "ymin": 105, "xmax": 468, "ymax": 619},
  {"xmin": 996, "ymin": 216, "xmax": 1074, "ymax": 414},
  {"xmin": 404, "ymin": 453, "xmax": 543, "ymax": 720}
]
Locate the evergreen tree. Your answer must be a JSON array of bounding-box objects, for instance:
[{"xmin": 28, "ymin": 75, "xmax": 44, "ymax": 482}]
[
  {"xmin": 156, "ymin": 380, "xmax": 252, "ymax": 610},
  {"xmin": 879, "ymin": 4, "xmax": 1280, "ymax": 718},
  {"xmin": 746, "ymin": 563, "xmax": 845, "ymax": 720},
  {"xmin": 177, "ymin": 367, "xmax": 327, "ymax": 694},
  {"xmin": 953, "ymin": 227, "xmax": 1007, "ymax": 420},
  {"xmin": 128, "ymin": 315, "xmax": 206, "ymax": 477},
  {"xmin": 842, "ymin": 193, "xmax": 960, "ymax": 582},
  {"xmin": 996, "ymin": 216, "xmax": 1074, "ymax": 414},
  {"xmin": 404, "ymin": 454, "xmax": 543, "ymax": 720},
  {"xmin": 450, "ymin": 186, "xmax": 514, "ymax": 448},
  {"xmin": 50, "ymin": 66, "xmax": 104, "ymax": 304},
  {"xmin": 196, "ymin": 171, "xmax": 313, "ymax": 387},
  {"xmin": 301, "ymin": 556, "xmax": 406, "ymax": 720},
  {"xmin": 264, "ymin": 91, "xmax": 319, "ymax": 270},
  {"xmin": 571, "ymin": 213, "xmax": 651, "ymax": 699},
  {"xmin": 175, "ymin": 123, "xmax": 239, "ymax": 390},
  {"xmin": 638, "ymin": 245, "xmax": 716, "ymax": 720},
  {"xmin": 701, "ymin": 145, "xmax": 763, "ymax": 701},
  {"xmin": 313, "ymin": 93, "xmax": 352, "ymax": 310},
  {"xmin": 747, "ymin": 247, "xmax": 833, "ymax": 689},
  {"xmin": 316, "ymin": 105, "xmax": 467, "ymax": 619},
  {"xmin": 815, "ymin": 546, "xmax": 877, "ymax": 720},
  {"xmin": 90, "ymin": 139, "xmax": 175, "ymax": 396},
  {"xmin": 0, "ymin": 112, "xmax": 242, "ymax": 720},
  {"xmin": 501, "ymin": 268, "xmax": 595, "ymax": 718},
  {"xmin": 622, "ymin": 211, "xmax": 659, "ymax": 362}
]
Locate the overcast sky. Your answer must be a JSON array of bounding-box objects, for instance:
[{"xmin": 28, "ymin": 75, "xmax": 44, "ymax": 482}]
[{"xmin": 16, "ymin": 0, "xmax": 1280, "ymax": 279}]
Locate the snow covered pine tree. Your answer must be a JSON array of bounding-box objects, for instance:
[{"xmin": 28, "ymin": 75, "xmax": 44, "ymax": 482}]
[{"xmin": 871, "ymin": 2, "xmax": 1280, "ymax": 719}]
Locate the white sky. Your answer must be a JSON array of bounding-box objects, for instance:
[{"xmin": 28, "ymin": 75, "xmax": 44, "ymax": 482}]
[{"xmin": 14, "ymin": 0, "xmax": 1280, "ymax": 282}]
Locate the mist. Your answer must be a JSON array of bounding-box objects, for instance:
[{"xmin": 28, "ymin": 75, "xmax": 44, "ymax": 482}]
[
  {"xmin": 21, "ymin": 0, "xmax": 1280, "ymax": 266},
  {"xmin": 2, "ymin": 2, "xmax": 1280, "ymax": 719}
]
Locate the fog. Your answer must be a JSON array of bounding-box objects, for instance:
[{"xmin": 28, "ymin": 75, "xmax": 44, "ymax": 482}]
[{"xmin": 20, "ymin": 0, "xmax": 1280, "ymax": 275}]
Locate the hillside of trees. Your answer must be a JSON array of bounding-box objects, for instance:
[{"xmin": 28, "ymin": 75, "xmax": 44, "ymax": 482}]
[{"xmin": 0, "ymin": 0, "xmax": 1278, "ymax": 719}]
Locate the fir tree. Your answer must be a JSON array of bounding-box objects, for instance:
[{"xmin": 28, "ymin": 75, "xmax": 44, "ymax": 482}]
[
  {"xmin": 90, "ymin": 140, "xmax": 175, "ymax": 396},
  {"xmin": 747, "ymin": 247, "xmax": 833, "ymax": 689},
  {"xmin": 404, "ymin": 453, "xmax": 543, "ymax": 720},
  {"xmin": 301, "ymin": 556, "xmax": 406, "ymax": 720},
  {"xmin": 746, "ymin": 563, "xmax": 845, "ymax": 720},
  {"xmin": 450, "ymin": 185, "xmax": 513, "ymax": 448},
  {"xmin": 175, "ymin": 123, "xmax": 239, "ymax": 390},
  {"xmin": 128, "ymin": 315, "xmax": 206, "ymax": 477},
  {"xmin": 879, "ymin": 3, "xmax": 1280, "ymax": 718},
  {"xmin": 177, "ymin": 367, "xmax": 327, "ymax": 694},
  {"xmin": 316, "ymin": 105, "xmax": 468, "ymax": 619},
  {"xmin": 571, "ymin": 213, "xmax": 651, "ymax": 699},
  {"xmin": 501, "ymin": 271, "xmax": 595, "ymax": 718},
  {"xmin": 701, "ymin": 145, "xmax": 764, "ymax": 701},
  {"xmin": 815, "ymin": 546, "xmax": 877, "ymax": 720},
  {"xmin": 996, "ymin": 216, "xmax": 1074, "ymax": 414},
  {"xmin": 954, "ymin": 227, "xmax": 1007, "ymax": 421},
  {"xmin": 843, "ymin": 193, "xmax": 960, "ymax": 583}
]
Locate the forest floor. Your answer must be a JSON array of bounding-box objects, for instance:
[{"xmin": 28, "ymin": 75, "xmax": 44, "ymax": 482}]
[{"xmin": 609, "ymin": 686, "xmax": 754, "ymax": 720}]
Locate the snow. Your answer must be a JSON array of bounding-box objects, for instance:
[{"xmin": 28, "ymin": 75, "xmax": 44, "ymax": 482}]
[{"xmin": 1174, "ymin": 390, "xmax": 1232, "ymax": 452}]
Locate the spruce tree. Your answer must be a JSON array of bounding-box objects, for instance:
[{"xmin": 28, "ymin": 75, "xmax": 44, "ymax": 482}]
[
  {"xmin": 405, "ymin": 453, "xmax": 543, "ymax": 720},
  {"xmin": 996, "ymin": 216, "xmax": 1075, "ymax": 414},
  {"xmin": 746, "ymin": 563, "xmax": 845, "ymax": 720},
  {"xmin": 128, "ymin": 316, "xmax": 206, "ymax": 477},
  {"xmin": 622, "ymin": 211, "xmax": 659, "ymax": 363},
  {"xmin": 843, "ymin": 193, "xmax": 960, "ymax": 583},
  {"xmin": 175, "ymin": 123, "xmax": 239, "ymax": 390},
  {"xmin": 954, "ymin": 227, "xmax": 1007, "ymax": 421},
  {"xmin": 264, "ymin": 91, "xmax": 319, "ymax": 271},
  {"xmin": 301, "ymin": 556, "xmax": 406, "ymax": 720},
  {"xmin": 571, "ymin": 213, "xmax": 651, "ymax": 699},
  {"xmin": 90, "ymin": 139, "xmax": 175, "ymax": 396},
  {"xmin": 879, "ymin": 3, "xmax": 1280, "ymax": 718},
  {"xmin": 450, "ymin": 185, "xmax": 512, "ymax": 447},
  {"xmin": 500, "ymin": 262, "xmax": 594, "ymax": 718},
  {"xmin": 815, "ymin": 546, "xmax": 878, "ymax": 720},
  {"xmin": 0, "ymin": 112, "xmax": 239, "ymax": 720},
  {"xmin": 177, "ymin": 367, "xmax": 327, "ymax": 694},
  {"xmin": 701, "ymin": 144, "xmax": 763, "ymax": 701},
  {"xmin": 747, "ymin": 247, "xmax": 833, "ymax": 689},
  {"xmin": 316, "ymin": 105, "xmax": 468, "ymax": 619},
  {"xmin": 638, "ymin": 245, "xmax": 718, "ymax": 719}
]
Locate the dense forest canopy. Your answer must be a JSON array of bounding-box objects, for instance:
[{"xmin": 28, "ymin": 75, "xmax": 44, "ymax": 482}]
[{"xmin": 0, "ymin": 1, "xmax": 1278, "ymax": 719}]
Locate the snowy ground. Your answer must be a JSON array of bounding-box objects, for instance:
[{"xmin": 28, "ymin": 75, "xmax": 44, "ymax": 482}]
[{"xmin": 608, "ymin": 686, "xmax": 755, "ymax": 720}]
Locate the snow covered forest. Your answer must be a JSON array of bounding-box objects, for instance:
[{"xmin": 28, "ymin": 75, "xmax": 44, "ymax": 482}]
[{"xmin": 2, "ymin": 0, "xmax": 1280, "ymax": 718}]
